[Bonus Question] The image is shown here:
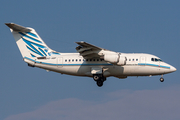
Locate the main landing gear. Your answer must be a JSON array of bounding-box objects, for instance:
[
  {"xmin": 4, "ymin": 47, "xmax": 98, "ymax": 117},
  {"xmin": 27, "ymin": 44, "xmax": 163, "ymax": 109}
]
[
  {"xmin": 160, "ymin": 75, "xmax": 164, "ymax": 82},
  {"xmin": 93, "ymin": 74, "xmax": 106, "ymax": 87}
]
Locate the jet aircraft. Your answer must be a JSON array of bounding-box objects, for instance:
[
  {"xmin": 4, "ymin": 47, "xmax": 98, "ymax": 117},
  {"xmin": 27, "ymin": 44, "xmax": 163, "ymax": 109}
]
[{"xmin": 5, "ymin": 23, "xmax": 177, "ymax": 87}]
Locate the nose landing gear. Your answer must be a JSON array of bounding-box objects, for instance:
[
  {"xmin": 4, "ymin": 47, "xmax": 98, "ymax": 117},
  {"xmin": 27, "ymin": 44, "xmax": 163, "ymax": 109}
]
[{"xmin": 160, "ymin": 75, "xmax": 164, "ymax": 82}]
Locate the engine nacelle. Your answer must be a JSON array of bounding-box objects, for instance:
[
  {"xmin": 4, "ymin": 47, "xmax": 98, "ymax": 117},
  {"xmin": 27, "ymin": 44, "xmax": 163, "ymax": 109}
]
[
  {"xmin": 104, "ymin": 54, "xmax": 119, "ymax": 64},
  {"xmin": 117, "ymin": 56, "xmax": 126, "ymax": 66},
  {"xmin": 104, "ymin": 54, "xmax": 126, "ymax": 66}
]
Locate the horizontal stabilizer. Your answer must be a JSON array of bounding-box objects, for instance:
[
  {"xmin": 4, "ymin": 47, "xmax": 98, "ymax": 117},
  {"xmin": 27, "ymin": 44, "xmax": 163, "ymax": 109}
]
[{"xmin": 5, "ymin": 23, "xmax": 31, "ymax": 32}]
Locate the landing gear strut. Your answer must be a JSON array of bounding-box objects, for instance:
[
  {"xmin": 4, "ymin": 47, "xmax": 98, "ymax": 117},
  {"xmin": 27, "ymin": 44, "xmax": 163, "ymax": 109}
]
[{"xmin": 93, "ymin": 74, "xmax": 106, "ymax": 87}]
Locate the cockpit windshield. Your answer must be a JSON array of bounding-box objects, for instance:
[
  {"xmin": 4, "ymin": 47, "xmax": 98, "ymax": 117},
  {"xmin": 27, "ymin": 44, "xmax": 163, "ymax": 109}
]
[{"xmin": 151, "ymin": 58, "xmax": 162, "ymax": 62}]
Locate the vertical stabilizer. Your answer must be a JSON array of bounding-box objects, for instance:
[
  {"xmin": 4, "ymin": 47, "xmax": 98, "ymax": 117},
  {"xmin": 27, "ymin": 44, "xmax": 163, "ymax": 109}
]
[{"xmin": 5, "ymin": 23, "xmax": 60, "ymax": 59}]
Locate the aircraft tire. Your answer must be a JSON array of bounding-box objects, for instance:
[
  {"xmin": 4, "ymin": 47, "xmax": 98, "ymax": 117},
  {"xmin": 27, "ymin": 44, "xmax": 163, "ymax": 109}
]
[
  {"xmin": 160, "ymin": 77, "xmax": 164, "ymax": 82},
  {"xmin": 96, "ymin": 80, "xmax": 103, "ymax": 87},
  {"xmin": 93, "ymin": 75, "xmax": 100, "ymax": 81}
]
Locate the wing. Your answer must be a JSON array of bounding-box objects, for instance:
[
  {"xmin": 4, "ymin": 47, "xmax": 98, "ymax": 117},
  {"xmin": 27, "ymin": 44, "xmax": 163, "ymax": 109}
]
[{"xmin": 76, "ymin": 41, "xmax": 113, "ymax": 58}]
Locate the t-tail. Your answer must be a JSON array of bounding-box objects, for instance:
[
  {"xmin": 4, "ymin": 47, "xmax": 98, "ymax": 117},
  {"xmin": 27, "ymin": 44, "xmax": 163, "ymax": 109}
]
[{"xmin": 5, "ymin": 23, "xmax": 60, "ymax": 60}]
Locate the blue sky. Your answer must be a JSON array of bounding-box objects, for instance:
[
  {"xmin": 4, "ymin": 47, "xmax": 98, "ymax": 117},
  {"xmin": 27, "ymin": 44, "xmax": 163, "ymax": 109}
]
[{"xmin": 0, "ymin": 0, "xmax": 179, "ymax": 120}]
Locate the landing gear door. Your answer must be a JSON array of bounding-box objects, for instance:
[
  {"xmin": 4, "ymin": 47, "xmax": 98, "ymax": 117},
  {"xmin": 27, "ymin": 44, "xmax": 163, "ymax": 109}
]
[
  {"xmin": 91, "ymin": 67, "xmax": 102, "ymax": 74},
  {"xmin": 57, "ymin": 57, "xmax": 63, "ymax": 67}
]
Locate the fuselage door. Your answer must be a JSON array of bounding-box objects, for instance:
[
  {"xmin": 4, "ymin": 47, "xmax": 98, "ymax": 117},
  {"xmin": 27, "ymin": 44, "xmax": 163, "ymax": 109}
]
[
  {"xmin": 140, "ymin": 56, "xmax": 146, "ymax": 65},
  {"xmin": 57, "ymin": 57, "xmax": 63, "ymax": 67}
]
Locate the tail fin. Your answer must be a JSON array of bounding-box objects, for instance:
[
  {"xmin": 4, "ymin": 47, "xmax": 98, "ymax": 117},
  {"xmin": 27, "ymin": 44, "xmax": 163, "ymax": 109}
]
[{"xmin": 5, "ymin": 23, "xmax": 60, "ymax": 59}]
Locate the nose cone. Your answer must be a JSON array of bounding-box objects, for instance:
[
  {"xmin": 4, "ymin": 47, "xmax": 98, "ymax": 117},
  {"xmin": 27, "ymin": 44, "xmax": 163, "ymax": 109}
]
[{"xmin": 170, "ymin": 66, "xmax": 177, "ymax": 72}]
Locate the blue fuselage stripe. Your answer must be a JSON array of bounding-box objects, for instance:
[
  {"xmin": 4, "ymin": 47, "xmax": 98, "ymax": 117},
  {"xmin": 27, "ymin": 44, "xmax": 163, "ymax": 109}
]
[
  {"xmin": 138, "ymin": 63, "xmax": 170, "ymax": 69},
  {"xmin": 24, "ymin": 57, "xmax": 170, "ymax": 69}
]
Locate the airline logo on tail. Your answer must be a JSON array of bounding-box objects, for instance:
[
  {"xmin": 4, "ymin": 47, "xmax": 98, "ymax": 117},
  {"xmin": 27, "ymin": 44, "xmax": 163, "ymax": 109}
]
[
  {"xmin": 19, "ymin": 31, "xmax": 50, "ymax": 57},
  {"xmin": 5, "ymin": 23, "xmax": 60, "ymax": 58}
]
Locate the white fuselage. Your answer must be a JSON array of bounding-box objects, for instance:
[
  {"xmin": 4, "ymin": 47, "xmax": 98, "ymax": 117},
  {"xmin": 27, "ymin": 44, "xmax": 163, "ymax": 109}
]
[
  {"xmin": 24, "ymin": 52, "xmax": 176, "ymax": 78},
  {"xmin": 6, "ymin": 23, "xmax": 177, "ymax": 87}
]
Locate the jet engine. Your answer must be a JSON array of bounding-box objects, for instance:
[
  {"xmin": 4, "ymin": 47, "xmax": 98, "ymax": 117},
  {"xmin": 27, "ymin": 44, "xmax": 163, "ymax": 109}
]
[{"xmin": 104, "ymin": 53, "xmax": 126, "ymax": 66}]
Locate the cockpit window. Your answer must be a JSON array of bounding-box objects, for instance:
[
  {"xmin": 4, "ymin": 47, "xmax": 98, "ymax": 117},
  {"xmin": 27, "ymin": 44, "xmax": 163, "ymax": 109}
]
[
  {"xmin": 151, "ymin": 58, "xmax": 163, "ymax": 62},
  {"xmin": 155, "ymin": 58, "xmax": 158, "ymax": 61},
  {"xmin": 159, "ymin": 59, "xmax": 162, "ymax": 61}
]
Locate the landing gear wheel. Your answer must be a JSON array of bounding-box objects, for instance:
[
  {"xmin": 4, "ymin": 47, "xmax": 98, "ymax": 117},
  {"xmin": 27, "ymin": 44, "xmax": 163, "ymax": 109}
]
[
  {"xmin": 93, "ymin": 74, "xmax": 106, "ymax": 87},
  {"xmin": 160, "ymin": 77, "xmax": 164, "ymax": 82},
  {"xmin": 93, "ymin": 75, "xmax": 100, "ymax": 81},
  {"xmin": 96, "ymin": 80, "xmax": 103, "ymax": 87}
]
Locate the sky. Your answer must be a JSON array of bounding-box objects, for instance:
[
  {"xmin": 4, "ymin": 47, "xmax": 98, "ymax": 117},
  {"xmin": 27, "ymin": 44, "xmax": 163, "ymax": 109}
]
[{"xmin": 0, "ymin": 0, "xmax": 180, "ymax": 120}]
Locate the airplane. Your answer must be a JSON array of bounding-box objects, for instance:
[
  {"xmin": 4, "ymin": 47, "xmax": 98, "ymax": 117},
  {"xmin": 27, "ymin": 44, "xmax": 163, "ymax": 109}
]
[{"xmin": 5, "ymin": 23, "xmax": 177, "ymax": 87}]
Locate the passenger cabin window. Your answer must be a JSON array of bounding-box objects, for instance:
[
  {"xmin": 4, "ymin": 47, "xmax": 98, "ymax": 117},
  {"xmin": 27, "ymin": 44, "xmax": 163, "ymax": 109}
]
[{"xmin": 128, "ymin": 58, "xmax": 138, "ymax": 62}]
